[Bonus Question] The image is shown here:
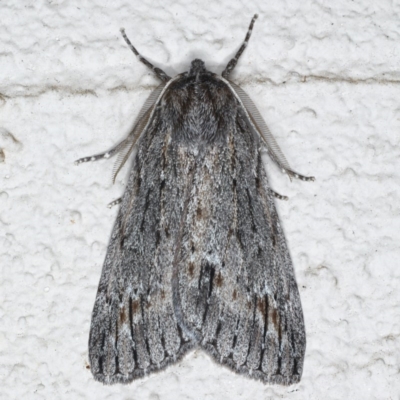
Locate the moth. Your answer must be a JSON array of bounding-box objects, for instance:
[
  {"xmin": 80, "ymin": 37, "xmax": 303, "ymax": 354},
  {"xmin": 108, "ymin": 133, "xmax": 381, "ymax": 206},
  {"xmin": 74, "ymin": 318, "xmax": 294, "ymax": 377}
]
[{"xmin": 76, "ymin": 14, "xmax": 314, "ymax": 386}]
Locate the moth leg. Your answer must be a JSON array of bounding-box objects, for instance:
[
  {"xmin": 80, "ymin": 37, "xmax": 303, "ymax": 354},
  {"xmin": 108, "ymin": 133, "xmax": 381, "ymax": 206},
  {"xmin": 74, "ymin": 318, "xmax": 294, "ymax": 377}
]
[
  {"xmin": 107, "ymin": 198, "xmax": 122, "ymax": 208},
  {"xmin": 281, "ymin": 167, "xmax": 315, "ymax": 182},
  {"xmin": 75, "ymin": 139, "xmax": 128, "ymax": 165},
  {"xmin": 120, "ymin": 28, "xmax": 171, "ymax": 83},
  {"xmin": 222, "ymin": 14, "xmax": 258, "ymax": 79},
  {"xmin": 260, "ymin": 149, "xmax": 315, "ymax": 182},
  {"xmin": 270, "ymin": 189, "xmax": 288, "ymax": 201}
]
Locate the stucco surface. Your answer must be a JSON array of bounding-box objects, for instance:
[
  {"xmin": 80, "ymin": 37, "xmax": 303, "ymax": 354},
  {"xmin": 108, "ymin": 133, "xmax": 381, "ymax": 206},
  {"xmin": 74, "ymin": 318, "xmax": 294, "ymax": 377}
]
[{"xmin": 1, "ymin": 1, "xmax": 399, "ymax": 399}]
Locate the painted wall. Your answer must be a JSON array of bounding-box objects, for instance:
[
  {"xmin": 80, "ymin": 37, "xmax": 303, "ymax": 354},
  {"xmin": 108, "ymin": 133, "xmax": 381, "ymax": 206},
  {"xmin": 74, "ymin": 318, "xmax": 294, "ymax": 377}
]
[{"xmin": 1, "ymin": 1, "xmax": 399, "ymax": 399}]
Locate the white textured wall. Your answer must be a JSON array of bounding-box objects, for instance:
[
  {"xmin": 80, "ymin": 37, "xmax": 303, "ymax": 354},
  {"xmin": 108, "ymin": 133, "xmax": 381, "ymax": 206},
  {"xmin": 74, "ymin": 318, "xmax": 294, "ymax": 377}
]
[{"xmin": 1, "ymin": 1, "xmax": 399, "ymax": 399}]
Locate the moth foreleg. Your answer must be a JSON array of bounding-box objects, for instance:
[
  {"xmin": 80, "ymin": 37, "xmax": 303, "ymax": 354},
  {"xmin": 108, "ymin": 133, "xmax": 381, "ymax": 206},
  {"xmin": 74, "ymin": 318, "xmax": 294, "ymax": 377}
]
[
  {"xmin": 74, "ymin": 139, "xmax": 128, "ymax": 165},
  {"xmin": 283, "ymin": 168, "xmax": 315, "ymax": 182},
  {"xmin": 270, "ymin": 189, "xmax": 289, "ymax": 201},
  {"xmin": 107, "ymin": 198, "xmax": 122, "ymax": 208}
]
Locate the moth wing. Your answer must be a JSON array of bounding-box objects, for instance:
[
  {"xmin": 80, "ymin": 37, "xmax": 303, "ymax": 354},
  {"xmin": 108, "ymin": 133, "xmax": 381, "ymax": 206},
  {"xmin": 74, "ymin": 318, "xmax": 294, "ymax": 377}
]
[
  {"xmin": 229, "ymin": 81, "xmax": 314, "ymax": 182},
  {"xmin": 229, "ymin": 81, "xmax": 292, "ymax": 173},
  {"xmin": 89, "ymin": 83, "xmax": 195, "ymax": 384},
  {"xmin": 176, "ymin": 100, "xmax": 305, "ymax": 385},
  {"xmin": 112, "ymin": 83, "xmax": 166, "ymax": 182}
]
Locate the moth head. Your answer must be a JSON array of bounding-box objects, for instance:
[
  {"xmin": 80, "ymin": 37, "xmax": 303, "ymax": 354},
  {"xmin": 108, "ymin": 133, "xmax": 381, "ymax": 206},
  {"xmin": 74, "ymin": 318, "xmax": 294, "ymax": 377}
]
[{"xmin": 189, "ymin": 59, "xmax": 206, "ymax": 76}]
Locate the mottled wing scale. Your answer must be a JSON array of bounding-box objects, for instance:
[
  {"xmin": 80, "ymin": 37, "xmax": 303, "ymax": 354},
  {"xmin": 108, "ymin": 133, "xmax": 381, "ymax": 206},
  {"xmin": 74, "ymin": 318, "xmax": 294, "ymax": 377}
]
[
  {"xmin": 89, "ymin": 80, "xmax": 197, "ymax": 384},
  {"xmin": 89, "ymin": 75, "xmax": 306, "ymax": 385},
  {"xmin": 172, "ymin": 79, "xmax": 305, "ymax": 385}
]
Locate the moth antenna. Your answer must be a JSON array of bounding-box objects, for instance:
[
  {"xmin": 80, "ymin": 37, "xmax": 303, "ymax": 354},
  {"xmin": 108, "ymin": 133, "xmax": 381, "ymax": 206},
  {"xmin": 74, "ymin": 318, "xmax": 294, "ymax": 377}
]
[
  {"xmin": 120, "ymin": 28, "xmax": 171, "ymax": 82},
  {"xmin": 270, "ymin": 189, "xmax": 288, "ymax": 201},
  {"xmin": 107, "ymin": 198, "xmax": 122, "ymax": 208},
  {"xmin": 222, "ymin": 14, "xmax": 258, "ymax": 79}
]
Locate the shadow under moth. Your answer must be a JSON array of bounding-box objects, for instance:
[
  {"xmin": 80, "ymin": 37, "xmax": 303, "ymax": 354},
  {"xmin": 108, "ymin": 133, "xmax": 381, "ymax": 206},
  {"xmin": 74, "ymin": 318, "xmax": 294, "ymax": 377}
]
[{"xmin": 76, "ymin": 14, "xmax": 314, "ymax": 386}]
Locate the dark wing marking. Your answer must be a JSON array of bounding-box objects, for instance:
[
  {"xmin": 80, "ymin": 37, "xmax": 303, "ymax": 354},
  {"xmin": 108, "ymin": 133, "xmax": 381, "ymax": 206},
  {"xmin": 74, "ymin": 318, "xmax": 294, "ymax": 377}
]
[
  {"xmin": 174, "ymin": 107, "xmax": 305, "ymax": 385},
  {"xmin": 89, "ymin": 105, "xmax": 196, "ymax": 384}
]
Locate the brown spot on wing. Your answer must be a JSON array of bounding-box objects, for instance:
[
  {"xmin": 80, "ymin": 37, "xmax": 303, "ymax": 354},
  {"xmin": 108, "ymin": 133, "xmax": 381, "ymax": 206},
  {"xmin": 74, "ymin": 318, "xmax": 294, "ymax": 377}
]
[
  {"xmin": 119, "ymin": 307, "xmax": 127, "ymax": 324},
  {"xmin": 272, "ymin": 308, "xmax": 279, "ymax": 330},
  {"xmin": 131, "ymin": 299, "xmax": 140, "ymax": 315},
  {"xmin": 188, "ymin": 262, "xmax": 195, "ymax": 277},
  {"xmin": 215, "ymin": 272, "xmax": 223, "ymax": 287},
  {"xmin": 232, "ymin": 289, "xmax": 237, "ymax": 300},
  {"xmin": 257, "ymin": 297, "xmax": 267, "ymax": 323}
]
